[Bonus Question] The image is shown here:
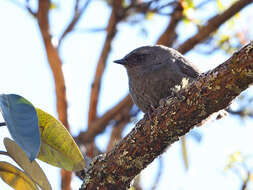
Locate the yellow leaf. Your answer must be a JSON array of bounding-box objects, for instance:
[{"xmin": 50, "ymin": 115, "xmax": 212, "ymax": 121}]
[
  {"xmin": 49, "ymin": 2, "xmax": 58, "ymax": 10},
  {"xmin": 182, "ymin": 0, "xmax": 195, "ymax": 23},
  {"xmin": 0, "ymin": 161, "xmax": 39, "ymax": 190},
  {"xmin": 4, "ymin": 138, "xmax": 52, "ymax": 190},
  {"xmin": 36, "ymin": 108, "xmax": 85, "ymax": 171},
  {"xmin": 229, "ymin": 151, "xmax": 244, "ymax": 163},
  {"xmin": 217, "ymin": 0, "xmax": 225, "ymax": 12},
  {"xmin": 235, "ymin": 12, "xmax": 240, "ymax": 19},
  {"xmin": 145, "ymin": 12, "xmax": 155, "ymax": 20},
  {"xmin": 225, "ymin": 151, "xmax": 244, "ymax": 170},
  {"xmin": 182, "ymin": 0, "xmax": 194, "ymax": 9}
]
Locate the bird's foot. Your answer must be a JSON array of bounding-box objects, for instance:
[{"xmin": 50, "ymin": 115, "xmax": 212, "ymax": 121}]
[
  {"xmin": 171, "ymin": 90, "xmax": 185, "ymax": 101},
  {"xmin": 145, "ymin": 105, "xmax": 156, "ymax": 121}
]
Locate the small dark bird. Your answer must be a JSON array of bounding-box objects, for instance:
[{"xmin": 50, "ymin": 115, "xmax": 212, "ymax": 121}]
[{"xmin": 114, "ymin": 45, "xmax": 201, "ymax": 113}]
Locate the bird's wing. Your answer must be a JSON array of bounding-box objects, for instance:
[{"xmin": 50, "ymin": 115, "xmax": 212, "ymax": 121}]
[{"xmin": 176, "ymin": 56, "xmax": 200, "ymax": 79}]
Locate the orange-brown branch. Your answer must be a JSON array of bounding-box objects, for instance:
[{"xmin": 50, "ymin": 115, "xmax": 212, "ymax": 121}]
[
  {"xmin": 37, "ymin": 1, "xmax": 71, "ymax": 190},
  {"xmin": 88, "ymin": 0, "xmax": 123, "ymax": 126},
  {"xmin": 86, "ymin": 0, "xmax": 124, "ymax": 157},
  {"xmin": 157, "ymin": 2, "xmax": 183, "ymax": 46},
  {"xmin": 77, "ymin": 95, "xmax": 132, "ymax": 144},
  {"xmin": 106, "ymin": 102, "xmax": 133, "ymax": 152}
]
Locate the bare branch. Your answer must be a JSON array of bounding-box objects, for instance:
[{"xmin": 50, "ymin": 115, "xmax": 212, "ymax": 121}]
[
  {"xmin": 25, "ymin": 0, "xmax": 36, "ymax": 17},
  {"xmin": 58, "ymin": 0, "xmax": 91, "ymax": 46},
  {"xmin": 87, "ymin": 0, "xmax": 125, "ymax": 156},
  {"xmin": 37, "ymin": 0, "xmax": 69, "ymax": 129},
  {"xmin": 156, "ymin": 1, "xmax": 183, "ymax": 46},
  {"xmin": 80, "ymin": 42, "xmax": 253, "ymax": 189},
  {"xmin": 106, "ymin": 103, "xmax": 134, "ymax": 152},
  {"xmin": 9, "ymin": 0, "xmax": 36, "ymax": 16},
  {"xmin": 74, "ymin": 27, "xmax": 106, "ymax": 33},
  {"xmin": 124, "ymin": 0, "xmax": 177, "ymax": 16},
  {"xmin": 37, "ymin": 1, "xmax": 71, "ymax": 189},
  {"xmin": 241, "ymin": 171, "xmax": 250, "ymax": 190}
]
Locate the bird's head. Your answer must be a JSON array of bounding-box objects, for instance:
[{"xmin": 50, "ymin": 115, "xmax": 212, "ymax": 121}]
[{"xmin": 114, "ymin": 45, "xmax": 172, "ymax": 69}]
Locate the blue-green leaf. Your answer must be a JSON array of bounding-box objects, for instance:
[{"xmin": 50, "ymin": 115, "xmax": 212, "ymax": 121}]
[{"xmin": 0, "ymin": 94, "xmax": 40, "ymax": 161}]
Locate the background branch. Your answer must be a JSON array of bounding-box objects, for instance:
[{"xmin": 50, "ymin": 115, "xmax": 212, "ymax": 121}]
[
  {"xmin": 177, "ymin": 0, "xmax": 252, "ymax": 54},
  {"xmin": 157, "ymin": 1, "xmax": 183, "ymax": 46},
  {"xmin": 37, "ymin": 1, "xmax": 71, "ymax": 189},
  {"xmin": 77, "ymin": 95, "xmax": 132, "ymax": 144},
  {"xmin": 87, "ymin": 0, "xmax": 124, "ymax": 157},
  {"xmin": 58, "ymin": 0, "xmax": 91, "ymax": 46}
]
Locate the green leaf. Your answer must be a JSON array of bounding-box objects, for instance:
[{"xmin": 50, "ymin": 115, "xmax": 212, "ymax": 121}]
[
  {"xmin": 0, "ymin": 94, "xmax": 40, "ymax": 161},
  {"xmin": 36, "ymin": 108, "xmax": 85, "ymax": 171}
]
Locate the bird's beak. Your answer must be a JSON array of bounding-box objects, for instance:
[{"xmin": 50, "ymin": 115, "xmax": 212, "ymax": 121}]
[{"xmin": 113, "ymin": 58, "xmax": 127, "ymax": 65}]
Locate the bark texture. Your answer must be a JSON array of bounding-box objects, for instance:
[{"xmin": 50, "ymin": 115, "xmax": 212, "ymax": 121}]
[{"xmin": 80, "ymin": 42, "xmax": 253, "ymax": 190}]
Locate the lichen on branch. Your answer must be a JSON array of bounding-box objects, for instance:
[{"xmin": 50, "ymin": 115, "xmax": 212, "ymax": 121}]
[{"xmin": 80, "ymin": 41, "xmax": 253, "ymax": 190}]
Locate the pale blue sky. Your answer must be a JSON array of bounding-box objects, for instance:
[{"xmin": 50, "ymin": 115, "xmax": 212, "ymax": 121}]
[{"xmin": 0, "ymin": 0, "xmax": 253, "ymax": 190}]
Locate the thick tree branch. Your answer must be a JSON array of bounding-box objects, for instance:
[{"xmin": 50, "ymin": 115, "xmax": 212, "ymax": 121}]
[
  {"xmin": 80, "ymin": 42, "xmax": 253, "ymax": 189},
  {"xmin": 177, "ymin": 0, "xmax": 252, "ymax": 54},
  {"xmin": 37, "ymin": 1, "xmax": 71, "ymax": 190},
  {"xmin": 78, "ymin": 0, "xmax": 253, "ymax": 157},
  {"xmin": 86, "ymin": 0, "xmax": 252, "ymax": 136}
]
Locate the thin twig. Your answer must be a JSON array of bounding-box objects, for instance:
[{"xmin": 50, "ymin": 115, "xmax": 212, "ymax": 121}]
[
  {"xmin": 241, "ymin": 171, "xmax": 250, "ymax": 190},
  {"xmin": 0, "ymin": 151, "xmax": 9, "ymax": 156},
  {"xmin": 25, "ymin": 0, "xmax": 36, "ymax": 17},
  {"xmin": 0, "ymin": 122, "xmax": 6, "ymax": 127},
  {"xmin": 9, "ymin": 0, "xmax": 36, "ymax": 16},
  {"xmin": 58, "ymin": 0, "xmax": 91, "ymax": 46}
]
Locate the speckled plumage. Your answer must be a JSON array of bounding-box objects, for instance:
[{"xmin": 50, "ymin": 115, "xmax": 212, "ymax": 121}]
[{"xmin": 114, "ymin": 45, "xmax": 200, "ymax": 113}]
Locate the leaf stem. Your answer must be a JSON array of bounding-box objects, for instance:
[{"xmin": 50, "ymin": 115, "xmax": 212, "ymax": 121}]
[
  {"xmin": 0, "ymin": 151, "xmax": 9, "ymax": 156},
  {"xmin": 0, "ymin": 122, "xmax": 6, "ymax": 127}
]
